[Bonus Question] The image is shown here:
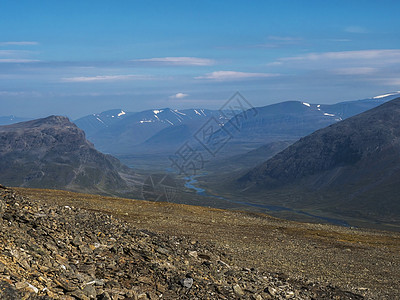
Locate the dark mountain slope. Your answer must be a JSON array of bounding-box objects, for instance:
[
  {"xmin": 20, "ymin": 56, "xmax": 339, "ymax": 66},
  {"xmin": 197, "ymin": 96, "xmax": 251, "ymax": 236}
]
[
  {"xmin": 207, "ymin": 100, "xmax": 340, "ymax": 158},
  {"xmin": 205, "ymin": 140, "xmax": 293, "ymax": 175},
  {"xmin": 238, "ymin": 98, "xmax": 400, "ymax": 224},
  {"xmin": 208, "ymin": 93, "xmax": 398, "ymax": 158},
  {"xmin": 0, "ymin": 116, "xmax": 140, "ymax": 196}
]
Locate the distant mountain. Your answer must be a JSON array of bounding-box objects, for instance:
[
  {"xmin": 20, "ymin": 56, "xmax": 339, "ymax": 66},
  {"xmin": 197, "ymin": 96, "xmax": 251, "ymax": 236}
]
[
  {"xmin": 0, "ymin": 116, "xmax": 140, "ymax": 197},
  {"xmin": 76, "ymin": 108, "xmax": 231, "ymax": 154},
  {"xmin": 318, "ymin": 91, "xmax": 400, "ymax": 119},
  {"xmin": 224, "ymin": 100, "xmax": 340, "ymax": 141},
  {"xmin": 74, "ymin": 109, "xmax": 135, "ymax": 137},
  {"xmin": 203, "ymin": 140, "xmax": 293, "ymax": 179},
  {"xmin": 72, "ymin": 92, "xmax": 400, "ymax": 167},
  {"xmin": 210, "ymin": 92, "xmax": 400, "ymax": 157},
  {"xmin": 142, "ymin": 124, "xmax": 193, "ymax": 150},
  {"xmin": 0, "ymin": 115, "xmax": 31, "ymax": 126},
  {"xmin": 238, "ymin": 97, "xmax": 400, "ymax": 225}
]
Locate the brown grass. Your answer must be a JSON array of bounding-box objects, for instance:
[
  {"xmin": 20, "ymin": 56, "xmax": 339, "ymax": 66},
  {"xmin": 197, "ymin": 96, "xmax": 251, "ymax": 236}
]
[{"xmin": 14, "ymin": 187, "xmax": 400, "ymax": 299}]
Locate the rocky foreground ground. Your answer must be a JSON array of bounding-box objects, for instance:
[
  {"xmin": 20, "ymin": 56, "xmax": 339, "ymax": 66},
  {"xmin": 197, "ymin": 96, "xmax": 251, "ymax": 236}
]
[{"xmin": 0, "ymin": 186, "xmax": 372, "ymax": 299}]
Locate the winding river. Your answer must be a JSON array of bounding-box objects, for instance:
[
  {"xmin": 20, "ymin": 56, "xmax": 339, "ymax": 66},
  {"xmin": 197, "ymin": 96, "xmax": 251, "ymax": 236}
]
[{"xmin": 184, "ymin": 175, "xmax": 350, "ymax": 227}]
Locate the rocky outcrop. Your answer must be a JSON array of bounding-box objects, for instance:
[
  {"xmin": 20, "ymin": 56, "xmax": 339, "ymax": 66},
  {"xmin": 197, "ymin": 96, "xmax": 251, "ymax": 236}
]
[
  {"xmin": 0, "ymin": 186, "xmax": 363, "ymax": 299},
  {"xmin": 0, "ymin": 116, "xmax": 140, "ymax": 197}
]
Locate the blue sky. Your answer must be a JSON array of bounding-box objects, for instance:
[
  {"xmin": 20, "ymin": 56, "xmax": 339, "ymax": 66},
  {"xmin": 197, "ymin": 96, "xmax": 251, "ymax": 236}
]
[{"xmin": 1, "ymin": 0, "xmax": 400, "ymax": 119}]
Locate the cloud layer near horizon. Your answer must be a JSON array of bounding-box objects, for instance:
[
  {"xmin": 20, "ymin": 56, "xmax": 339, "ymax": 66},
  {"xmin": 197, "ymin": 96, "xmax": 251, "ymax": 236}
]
[{"xmin": 133, "ymin": 57, "xmax": 215, "ymax": 66}]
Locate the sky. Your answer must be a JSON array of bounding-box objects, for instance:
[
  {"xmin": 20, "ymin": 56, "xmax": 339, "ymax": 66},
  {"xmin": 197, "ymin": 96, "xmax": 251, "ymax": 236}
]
[{"xmin": 1, "ymin": 0, "xmax": 400, "ymax": 119}]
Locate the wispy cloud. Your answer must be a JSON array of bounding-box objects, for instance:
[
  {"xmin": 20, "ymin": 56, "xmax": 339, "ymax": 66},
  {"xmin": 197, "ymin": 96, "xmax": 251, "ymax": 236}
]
[
  {"xmin": 267, "ymin": 35, "xmax": 301, "ymax": 42},
  {"xmin": 272, "ymin": 49, "xmax": 400, "ymax": 67},
  {"xmin": 169, "ymin": 92, "xmax": 189, "ymax": 99},
  {"xmin": 0, "ymin": 91, "xmax": 42, "ymax": 97},
  {"xmin": 344, "ymin": 26, "xmax": 368, "ymax": 34},
  {"xmin": 325, "ymin": 38, "xmax": 351, "ymax": 42},
  {"xmin": 246, "ymin": 35, "xmax": 302, "ymax": 49},
  {"xmin": 196, "ymin": 71, "xmax": 279, "ymax": 81},
  {"xmin": 61, "ymin": 74, "xmax": 153, "ymax": 82},
  {"xmin": 332, "ymin": 67, "xmax": 376, "ymax": 75},
  {"xmin": 133, "ymin": 57, "xmax": 215, "ymax": 66},
  {"xmin": 0, "ymin": 50, "xmax": 34, "ymax": 56},
  {"xmin": 0, "ymin": 59, "xmax": 39, "ymax": 63},
  {"xmin": 269, "ymin": 49, "xmax": 400, "ymax": 87},
  {"xmin": 0, "ymin": 41, "xmax": 39, "ymax": 46},
  {"xmin": 382, "ymin": 78, "xmax": 400, "ymax": 86},
  {"xmin": 0, "ymin": 49, "xmax": 39, "ymax": 63},
  {"xmin": 281, "ymin": 50, "xmax": 400, "ymax": 61}
]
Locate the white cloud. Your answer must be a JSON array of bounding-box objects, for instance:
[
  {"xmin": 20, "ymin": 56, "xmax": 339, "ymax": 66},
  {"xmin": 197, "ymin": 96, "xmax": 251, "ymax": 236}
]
[
  {"xmin": 281, "ymin": 50, "xmax": 400, "ymax": 62},
  {"xmin": 195, "ymin": 71, "xmax": 279, "ymax": 81},
  {"xmin": 61, "ymin": 75, "xmax": 153, "ymax": 82},
  {"xmin": 169, "ymin": 93, "xmax": 189, "ymax": 99},
  {"xmin": 0, "ymin": 49, "xmax": 38, "ymax": 63},
  {"xmin": 134, "ymin": 57, "xmax": 215, "ymax": 66},
  {"xmin": 0, "ymin": 59, "xmax": 39, "ymax": 63},
  {"xmin": 0, "ymin": 41, "xmax": 39, "ymax": 46},
  {"xmin": 0, "ymin": 50, "xmax": 33, "ymax": 57},
  {"xmin": 271, "ymin": 50, "xmax": 400, "ymax": 71}
]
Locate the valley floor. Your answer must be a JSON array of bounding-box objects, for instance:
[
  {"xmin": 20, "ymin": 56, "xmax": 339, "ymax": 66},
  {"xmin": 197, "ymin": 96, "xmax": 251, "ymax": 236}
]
[{"xmin": 15, "ymin": 187, "xmax": 400, "ymax": 299}]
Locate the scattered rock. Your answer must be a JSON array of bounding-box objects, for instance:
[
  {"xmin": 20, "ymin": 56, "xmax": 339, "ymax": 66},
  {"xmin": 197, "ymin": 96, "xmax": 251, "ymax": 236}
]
[
  {"xmin": 180, "ymin": 277, "xmax": 194, "ymax": 289},
  {"xmin": 188, "ymin": 250, "xmax": 198, "ymax": 258},
  {"xmin": 15, "ymin": 281, "xmax": 28, "ymax": 290},
  {"xmin": 0, "ymin": 187, "xmax": 365, "ymax": 300},
  {"xmin": 198, "ymin": 253, "xmax": 211, "ymax": 260},
  {"xmin": 233, "ymin": 284, "xmax": 245, "ymax": 296},
  {"xmin": 82, "ymin": 284, "xmax": 96, "ymax": 299},
  {"xmin": 266, "ymin": 286, "xmax": 277, "ymax": 296}
]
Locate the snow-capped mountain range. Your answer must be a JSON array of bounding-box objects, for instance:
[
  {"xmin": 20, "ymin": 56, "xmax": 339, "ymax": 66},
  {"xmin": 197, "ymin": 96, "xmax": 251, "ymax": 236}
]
[
  {"xmin": 2, "ymin": 91, "xmax": 399, "ymax": 157},
  {"xmin": 74, "ymin": 108, "xmax": 230, "ymax": 138},
  {"xmin": 72, "ymin": 91, "xmax": 400, "ymax": 156},
  {"xmin": 73, "ymin": 108, "xmax": 234, "ymax": 154}
]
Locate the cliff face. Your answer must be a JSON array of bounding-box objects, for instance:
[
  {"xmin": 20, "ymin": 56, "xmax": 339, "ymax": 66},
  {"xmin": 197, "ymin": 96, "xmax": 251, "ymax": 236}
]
[{"xmin": 0, "ymin": 116, "xmax": 138, "ymax": 196}]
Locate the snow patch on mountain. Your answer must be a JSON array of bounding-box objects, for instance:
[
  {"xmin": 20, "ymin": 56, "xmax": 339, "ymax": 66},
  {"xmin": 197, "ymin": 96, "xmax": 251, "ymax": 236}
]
[{"xmin": 373, "ymin": 91, "xmax": 400, "ymax": 99}]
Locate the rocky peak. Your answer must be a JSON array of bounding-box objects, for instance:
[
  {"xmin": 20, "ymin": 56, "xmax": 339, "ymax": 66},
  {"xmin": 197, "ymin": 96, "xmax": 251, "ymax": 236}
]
[
  {"xmin": 33, "ymin": 115, "xmax": 71, "ymax": 126},
  {"xmin": 0, "ymin": 115, "xmax": 90, "ymax": 154},
  {"xmin": 0, "ymin": 116, "xmax": 138, "ymax": 195},
  {"xmin": 0, "ymin": 115, "xmax": 73, "ymax": 131}
]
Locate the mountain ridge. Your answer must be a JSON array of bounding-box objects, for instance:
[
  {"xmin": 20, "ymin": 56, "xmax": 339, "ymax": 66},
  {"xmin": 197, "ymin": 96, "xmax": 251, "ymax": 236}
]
[
  {"xmin": 237, "ymin": 97, "xmax": 400, "ymax": 225},
  {"xmin": 0, "ymin": 115, "xmax": 140, "ymax": 197}
]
